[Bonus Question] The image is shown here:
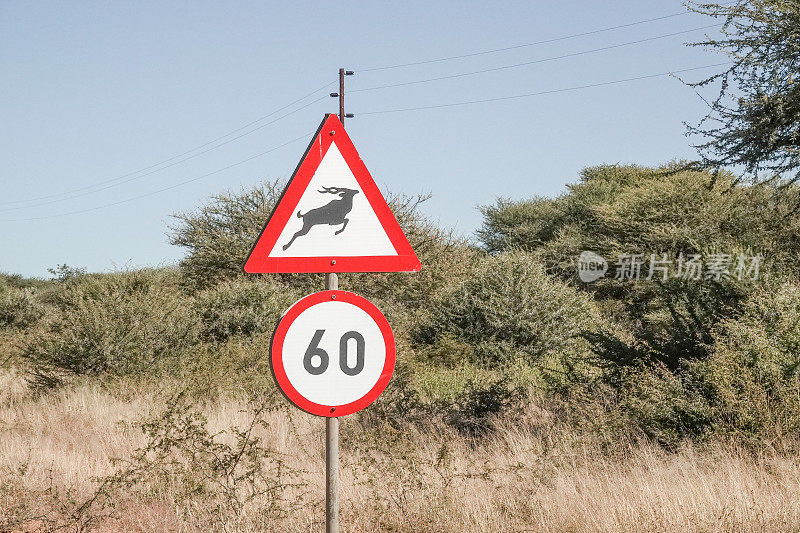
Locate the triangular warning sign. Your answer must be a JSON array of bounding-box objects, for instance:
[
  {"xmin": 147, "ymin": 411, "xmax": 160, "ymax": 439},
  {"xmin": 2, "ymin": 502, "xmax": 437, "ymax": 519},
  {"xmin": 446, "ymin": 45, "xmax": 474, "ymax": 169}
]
[{"xmin": 244, "ymin": 114, "xmax": 421, "ymax": 273}]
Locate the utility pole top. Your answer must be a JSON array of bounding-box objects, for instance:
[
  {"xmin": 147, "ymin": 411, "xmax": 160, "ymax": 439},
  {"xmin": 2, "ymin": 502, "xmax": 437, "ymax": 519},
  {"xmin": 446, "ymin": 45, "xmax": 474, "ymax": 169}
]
[{"xmin": 331, "ymin": 68, "xmax": 354, "ymax": 124}]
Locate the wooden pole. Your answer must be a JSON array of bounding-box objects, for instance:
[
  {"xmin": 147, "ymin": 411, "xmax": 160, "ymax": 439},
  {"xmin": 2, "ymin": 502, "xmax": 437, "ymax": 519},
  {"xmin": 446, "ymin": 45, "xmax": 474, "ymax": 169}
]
[{"xmin": 338, "ymin": 68, "xmax": 345, "ymax": 123}]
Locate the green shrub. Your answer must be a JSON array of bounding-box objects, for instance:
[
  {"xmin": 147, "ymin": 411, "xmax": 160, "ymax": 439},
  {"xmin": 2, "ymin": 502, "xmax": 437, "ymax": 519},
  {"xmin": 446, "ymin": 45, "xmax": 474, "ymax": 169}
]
[
  {"xmin": 614, "ymin": 363, "xmax": 714, "ymax": 448},
  {"xmin": 22, "ymin": 269, "xmax": 198, "ymax": 388},
  {"xmin": 0, "ymin": 288, "xmax": 45, "ymax": 330},
  {"xmin": 479, "ymin": 164, "xmax": 800, "ymax": 261},
  {"xmin": 417, "ymin": 251, "xmax": 599, "ymax": 371},
  {"xmin": 585, "ymin": 281, "xmax": 800, "ymax": 447},
  {"xmin": 699, "ymin": 282, "xmax": 800, "ymax": 439},
  {"xmin": 478, "ymin": 164, "xmax": 786, "ymax": 369},
  {"xmin": 442, "ymin": 378, "xmax": 526, "ymax": 437},
  {"xmin": 585, "ymin": 277, "xmax": 751, "ymax": 369},
  {"xmin": 169, "ymin": 180, "xmax": 286, "ymax": 289},
  {"xmin": 479, "ymin": 163, "xmax": 800, "ymax": 288},
  {"xmin": 0, "ymin": 272, "xmax": 47, "ymax": 290},
  {"xmin": 193, "ymin": 277, "xmax": 299, "ymax": 342},
  {"xmin": 477, "ymin": 196, "xmax": 566, "ymax": 254}
]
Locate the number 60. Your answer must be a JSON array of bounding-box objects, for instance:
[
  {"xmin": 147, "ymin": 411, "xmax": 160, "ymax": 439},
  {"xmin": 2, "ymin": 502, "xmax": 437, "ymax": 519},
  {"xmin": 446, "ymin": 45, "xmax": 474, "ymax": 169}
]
[{"xmin": 304, "ymin": 329, "xmax": 365, "ymax": 376}]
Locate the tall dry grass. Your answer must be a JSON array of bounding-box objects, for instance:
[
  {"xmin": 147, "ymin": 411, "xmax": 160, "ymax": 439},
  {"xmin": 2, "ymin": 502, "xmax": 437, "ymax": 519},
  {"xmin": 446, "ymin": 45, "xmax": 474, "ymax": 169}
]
[{"xmin": 1, "ymin": 368, "xmax": 799, "ymax": 532}]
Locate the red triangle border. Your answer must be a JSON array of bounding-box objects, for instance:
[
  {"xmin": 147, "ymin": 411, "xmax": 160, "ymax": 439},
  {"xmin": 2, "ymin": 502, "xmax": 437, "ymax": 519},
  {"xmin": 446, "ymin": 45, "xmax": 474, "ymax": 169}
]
[{"xmin": 243, "ymin": 114, "xmax": 421, "ymax": 274}]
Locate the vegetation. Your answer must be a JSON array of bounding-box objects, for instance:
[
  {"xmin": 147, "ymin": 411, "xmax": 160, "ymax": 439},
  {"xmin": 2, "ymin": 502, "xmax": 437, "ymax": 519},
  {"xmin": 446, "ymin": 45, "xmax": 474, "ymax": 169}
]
[
  {"xmin": 20, "ymin": 269, "xmax": 198, "ymax": 389},
  {"xmin": 416, "ymin": 251, "xmax": 598, "ymax": 374},
  {"xmin": 477, "ymin": 163, "xmax": 800, "ymax": 446},
  {"xmin": 685, "ymin": 0, "xmax": 800, "ymax": 183},
  {"xmin": 3, "ymin": 160, "xmax": 800, "ymax": 529},
  {"xmin": 3, "ymin": 373, "xmax": 799, "ymax": 532},
  {"xmin": 3, "ymin": 0, "xmax": 800, "ymax": 526},
  {"xmin": 0, "ymin": 287, "xmax": 44, "ymax": 330}
]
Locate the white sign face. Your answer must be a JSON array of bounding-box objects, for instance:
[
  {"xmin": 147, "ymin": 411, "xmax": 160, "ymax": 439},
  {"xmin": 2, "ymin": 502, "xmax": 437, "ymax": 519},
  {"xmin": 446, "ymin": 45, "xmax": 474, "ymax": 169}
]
[
  {"xmin": 271, "ymin": 291, "xmax": 395, "ymax": 417},
  {"xmin": 270, "ymin": 144, "xmax": 398, "ymax": 258}
]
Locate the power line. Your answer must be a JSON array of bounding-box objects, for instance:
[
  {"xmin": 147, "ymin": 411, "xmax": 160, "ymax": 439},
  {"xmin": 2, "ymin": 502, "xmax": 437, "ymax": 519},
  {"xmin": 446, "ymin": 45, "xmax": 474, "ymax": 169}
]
[
  {"xmin": 351, "ymin": 25, "xmax": 719, "ymax": 94},
  {"xmin": 8, "ymin": 63, "xmax": 730, "ymax": 219},
  {"xmin": 18, "ymin": 62, "xmax": 730, "ymax": 222},
  {"xmin": 2, "ymin": 132, "xmax": 314, "ymax": 222},
  {"xmin": 356, "ymin": 62, "xmax": 731, "ymax": 115},
  {"xmin": 0, "ymin": 96, "xmax": 328, "ymax": 214},
  {"xmin": 1, "ymin": 81, "xmax": 334, "ymax": 207},
  {"xmin": 3, "ymin": 62, "xmax": 730, "ymax": 220},
  {"xmin": 2, "ymin": 11, "xmax": 712, "ymax": 208},
  {"xmin": 2, "ymin": 11, "xmax": 727, "ymax": 218},
  {"xmin": 357, "ymin": 10, "xmax": 692, "ymax": 72}
]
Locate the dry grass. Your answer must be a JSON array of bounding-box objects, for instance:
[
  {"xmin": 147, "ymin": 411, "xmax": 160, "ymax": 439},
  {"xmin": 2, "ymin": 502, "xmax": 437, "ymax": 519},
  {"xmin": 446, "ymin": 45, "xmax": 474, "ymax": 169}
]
[{"xmin": 1, "ymin": 368, "xmax": 799, "ymax": 532}]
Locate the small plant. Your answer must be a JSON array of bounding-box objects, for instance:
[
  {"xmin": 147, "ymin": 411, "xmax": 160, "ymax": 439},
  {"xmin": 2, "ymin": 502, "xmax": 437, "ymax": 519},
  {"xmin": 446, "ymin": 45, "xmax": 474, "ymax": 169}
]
[
  {"xmin": 106, "ymin": 387, "xmax": 307, "ymax": 528},
  {"xmin": 0, "ymin": 466, "xmax": 117, "ymax": 532},
  {"xmin": 347, "ymin": 425, "xmax": 451, "ymax": 529},
  {"xmin": 47, "ymin": 264, "xmax": 87, "ymax": 283},
  {"xmin": 443, "ymin": 378, "xmax": 526, "ymax": 437}
]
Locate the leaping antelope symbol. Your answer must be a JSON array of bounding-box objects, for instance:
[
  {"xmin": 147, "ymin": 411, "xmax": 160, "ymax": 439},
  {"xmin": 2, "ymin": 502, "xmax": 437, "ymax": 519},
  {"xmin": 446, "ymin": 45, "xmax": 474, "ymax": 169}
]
[{"xmin": 282, "ymin": 186, "xmax": 360, "ymax": 250}]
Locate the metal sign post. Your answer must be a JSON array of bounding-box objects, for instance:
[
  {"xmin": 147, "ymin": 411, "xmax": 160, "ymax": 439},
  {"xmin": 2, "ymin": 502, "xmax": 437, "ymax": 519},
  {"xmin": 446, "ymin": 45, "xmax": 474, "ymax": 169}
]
[
  {"xmin": 245, "ymin": 68, "xmax": 418, "ymax": 533},
  {"xmin": 270, "ymin": 286, "xmax": 396, "ymax": 531},
  {"xmin": 325, "ymin": 272, "xmax": 339, "ymax": 533},
  {"xmin": 324, "ymin": 66, "xmax": 349, "ymax": 533}
]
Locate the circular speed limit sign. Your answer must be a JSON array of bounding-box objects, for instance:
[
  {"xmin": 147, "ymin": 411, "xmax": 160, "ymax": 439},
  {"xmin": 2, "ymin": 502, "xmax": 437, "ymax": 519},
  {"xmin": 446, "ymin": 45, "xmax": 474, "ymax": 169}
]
[{"xmin": 270, "ymin": 290, "xmax": 395, "ymax": 417}]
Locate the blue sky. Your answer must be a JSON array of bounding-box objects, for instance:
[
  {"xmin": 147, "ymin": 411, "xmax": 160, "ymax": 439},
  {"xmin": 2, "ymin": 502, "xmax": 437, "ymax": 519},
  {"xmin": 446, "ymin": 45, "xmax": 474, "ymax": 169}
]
[{"xmin": 0, "ymin": 1, "xmax": 724, "ymax": 278}]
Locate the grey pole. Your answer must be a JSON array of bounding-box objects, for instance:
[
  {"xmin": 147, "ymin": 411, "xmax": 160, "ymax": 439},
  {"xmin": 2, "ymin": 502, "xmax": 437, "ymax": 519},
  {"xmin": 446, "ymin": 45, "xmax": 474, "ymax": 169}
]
[
  {"xmin": 325, "ymin": 272, "xmax": 339, "ymax": 533},
  {"xmin": 326, "ymin": 66, "xmax": 351, "ymax": 533}
]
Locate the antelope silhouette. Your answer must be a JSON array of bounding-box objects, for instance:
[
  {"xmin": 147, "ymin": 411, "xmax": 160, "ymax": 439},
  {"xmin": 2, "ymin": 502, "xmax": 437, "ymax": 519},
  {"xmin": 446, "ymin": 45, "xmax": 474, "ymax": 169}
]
[{"xmin": 282, "ymin": 186, "xmax": 359, "ymax": 250}]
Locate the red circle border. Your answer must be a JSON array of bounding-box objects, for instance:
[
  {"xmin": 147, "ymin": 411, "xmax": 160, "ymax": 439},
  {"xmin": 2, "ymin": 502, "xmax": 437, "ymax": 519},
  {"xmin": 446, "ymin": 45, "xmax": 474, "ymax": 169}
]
[{"xmin": 270, "ymin": 290, "xmax": 396, "ymax": 417}]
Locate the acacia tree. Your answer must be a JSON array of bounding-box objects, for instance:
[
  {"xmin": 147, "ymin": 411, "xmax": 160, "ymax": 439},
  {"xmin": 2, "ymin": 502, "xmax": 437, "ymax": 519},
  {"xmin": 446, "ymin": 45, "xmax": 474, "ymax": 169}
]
[{"xmin": 686, "ymin": 0, "xmax": 800, "ymax": 183}]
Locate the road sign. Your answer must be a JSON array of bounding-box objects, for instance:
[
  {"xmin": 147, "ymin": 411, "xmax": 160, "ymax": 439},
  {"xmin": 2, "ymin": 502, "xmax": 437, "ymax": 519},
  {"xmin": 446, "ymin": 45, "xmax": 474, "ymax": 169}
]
[
  {"xmin": 244, "ymin": 114, "xmax": 421, "ymax": 273},
  {"xmin": 270, "ymin": 290, "xmax": 395, "ymax": 417}
]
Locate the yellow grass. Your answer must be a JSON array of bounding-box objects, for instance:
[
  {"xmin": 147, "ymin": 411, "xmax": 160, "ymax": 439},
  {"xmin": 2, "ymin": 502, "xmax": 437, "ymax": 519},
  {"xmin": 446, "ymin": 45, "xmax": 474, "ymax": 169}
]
[{"xmin": 1, "ymin": 368, "xmax": 799, "ymax": 532}]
